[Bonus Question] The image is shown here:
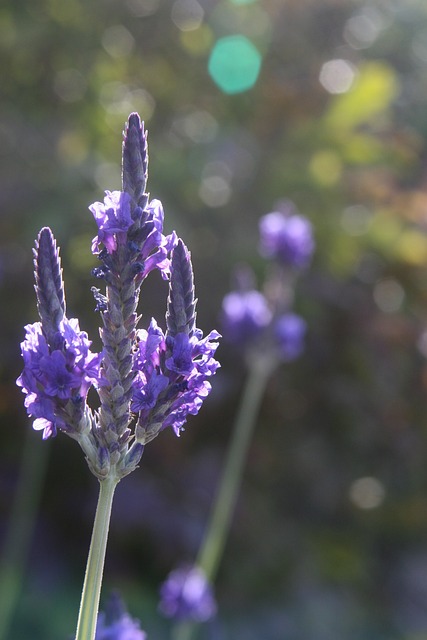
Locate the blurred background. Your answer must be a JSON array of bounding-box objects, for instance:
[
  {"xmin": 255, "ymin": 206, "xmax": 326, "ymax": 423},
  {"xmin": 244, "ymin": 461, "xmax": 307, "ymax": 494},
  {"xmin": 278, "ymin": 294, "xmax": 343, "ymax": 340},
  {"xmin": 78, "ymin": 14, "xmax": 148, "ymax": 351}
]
[{"xmin": 2, "ymin": 0, "xmax": 427, "ymax": 637}]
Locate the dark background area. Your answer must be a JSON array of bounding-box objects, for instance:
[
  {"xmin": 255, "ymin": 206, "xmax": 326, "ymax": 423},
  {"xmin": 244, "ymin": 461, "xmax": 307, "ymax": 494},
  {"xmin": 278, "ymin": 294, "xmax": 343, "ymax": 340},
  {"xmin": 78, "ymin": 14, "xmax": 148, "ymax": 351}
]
[{"xmin": 2, "ymin": 0, "xmax": 427, "ymax": 638}]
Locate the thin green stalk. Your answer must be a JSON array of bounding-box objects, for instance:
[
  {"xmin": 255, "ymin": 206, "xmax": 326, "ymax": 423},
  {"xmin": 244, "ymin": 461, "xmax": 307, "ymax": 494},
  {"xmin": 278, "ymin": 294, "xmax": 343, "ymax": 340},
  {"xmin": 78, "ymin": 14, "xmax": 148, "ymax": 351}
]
[
  {"xmin": 75, "ymin": 474, "xmax": 118, "ymax": 640},
  {"xmin": 196, "ymin": 354, "xmax": 275, "ymax": 582},
  {"xmin": 173, "ymin": 354, "xmax": 276, "ymax": 640},
  {"xmin": 0, "ymin": 432, "xmax": 50, "ymax": 640},
  {"xmin": 172, "ymin": 620, "xmax": 193, "ymax": 640}
]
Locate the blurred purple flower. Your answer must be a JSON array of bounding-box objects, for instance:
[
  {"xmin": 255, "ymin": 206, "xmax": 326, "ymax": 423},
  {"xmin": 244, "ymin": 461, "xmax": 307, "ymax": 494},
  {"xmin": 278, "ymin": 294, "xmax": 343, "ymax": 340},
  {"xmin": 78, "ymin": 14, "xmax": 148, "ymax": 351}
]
[
  {"xmin": 220, "ymin": 289, "xmax": 307, "ymax": 362},
  {"xmin": 274, "ymin": 313, "xmax": 306, "ymax": 361},
  {"xmin": 259, "ymin": 206, "xmax": 314, "ymax": 268},
  {"xmin": 221, "ymin": 289, "xmax": 272, "ymax": 345},
  {"xmin": 159, "ymin": 566, "xmax": 217, "ymax": 622},
  {"xmin": 96, "ymin": 592, "xmax": 146, "ymax": 640}
]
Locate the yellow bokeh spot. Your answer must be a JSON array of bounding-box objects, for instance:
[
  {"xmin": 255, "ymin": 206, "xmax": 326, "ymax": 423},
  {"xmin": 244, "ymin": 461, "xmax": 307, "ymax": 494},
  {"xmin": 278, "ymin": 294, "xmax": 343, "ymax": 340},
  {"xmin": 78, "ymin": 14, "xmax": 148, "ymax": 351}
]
[
  {"xmin": 324, "ymin": 61, "xmax": 399, "ymax": 131},
  {"xmin": 180, "ymin": 24, "xmax": 214, "ymax": 55},
  {"xmin": 396, "ymin": 229, "xmax": 427, "ymax": 266},
  {"xmin": 309, "ymin": 150, "xmax": 342, "ymax": 186},
  {"xmin": 342, "ymin": 133, "xmax": 384, "ymax": 164}
]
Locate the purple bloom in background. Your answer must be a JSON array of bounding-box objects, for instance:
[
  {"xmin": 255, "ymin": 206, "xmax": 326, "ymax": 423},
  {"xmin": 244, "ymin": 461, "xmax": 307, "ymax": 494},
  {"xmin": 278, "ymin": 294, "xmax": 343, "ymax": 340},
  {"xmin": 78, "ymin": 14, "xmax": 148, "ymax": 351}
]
[
  {"xmin": 159, "ymin": 566, "xmax": 217, "ymax": 622},
  {"xmin": 259, "ymin": 204, "xmax": 314, "ymax": 269},
  {"xmin": 274, "ymin": 313, "xmax": 306, "ymax": 361},
  {"xmin": 221, "ymin": 289, "xmax": 272, "ymax": 345},
  {"xmin": 96, "ymin": 592, "xmax": 146, "ymax": 640}
]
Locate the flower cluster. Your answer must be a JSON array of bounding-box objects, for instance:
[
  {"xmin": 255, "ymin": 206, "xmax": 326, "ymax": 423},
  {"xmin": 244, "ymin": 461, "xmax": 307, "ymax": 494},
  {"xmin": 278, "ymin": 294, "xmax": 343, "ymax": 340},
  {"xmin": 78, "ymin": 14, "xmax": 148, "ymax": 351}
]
[
  {"xmin": 17, "ymin": 313, "xmax": 101, "ymax": 440},
  {"xmin": 221, "ymin": 203, "xmax": 314, "ymax": 363},
  {"xmin": 221, "ymin": 289, "xmax": 272, "ymax": 346},
  {"xmin": 16, "ymin": 229, "xmax": 101, "ymax": 441},
  {"xmin": 17, "ymin": 113, "xmax": 220, "ymax": 481},
  {"xmin": 159, "ymin": 565, "xmax": 217, "ymax": 623},
  {"xmin": 131, "ymin": 240, "xmax": 220, "ymax": 443},
  {"xmin": 259, "ymin": 200, "xmax": 314, "ymax": 269}
]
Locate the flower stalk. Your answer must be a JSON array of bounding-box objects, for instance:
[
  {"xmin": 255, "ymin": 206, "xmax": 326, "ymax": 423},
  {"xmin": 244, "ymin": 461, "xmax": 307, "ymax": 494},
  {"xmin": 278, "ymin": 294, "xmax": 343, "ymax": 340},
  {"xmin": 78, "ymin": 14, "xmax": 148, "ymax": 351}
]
[
  {"xmin": 16, "ymin": 113, "xmax": 220, "ymax": 640},
  {"xmin": 169, "ymin": 355, "xmax": 274, "ymax": 640},
  {"xmin": 163, "ymin": 202, "xmax": 314, "ymax": 636},
  {"xmin": 196, "ymin": 353, "xmax": 275, "ymax": 582},
  {"xmin": 75, "ymin": 475, "xmax": 118, "ymax": 640}
]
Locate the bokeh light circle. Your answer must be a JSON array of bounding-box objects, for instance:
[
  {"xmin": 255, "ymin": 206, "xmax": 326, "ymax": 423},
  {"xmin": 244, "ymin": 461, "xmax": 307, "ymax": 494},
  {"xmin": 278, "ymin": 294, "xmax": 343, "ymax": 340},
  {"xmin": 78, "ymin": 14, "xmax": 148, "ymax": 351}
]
[{"xmin": 208, "ymin": 35, "xmax": 262, "ymax": 94}]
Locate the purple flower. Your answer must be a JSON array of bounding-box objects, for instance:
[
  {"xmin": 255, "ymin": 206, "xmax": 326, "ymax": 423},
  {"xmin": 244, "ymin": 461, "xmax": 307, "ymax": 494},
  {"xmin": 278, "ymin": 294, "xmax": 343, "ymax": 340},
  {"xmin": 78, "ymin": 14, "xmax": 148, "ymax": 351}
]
[
  {"xmin": 159, "ymin": 566, "xmax": 217, "ymax": 622},
  {"xmin": 274, "ymin": 313, "xmax": 306, "ymax": 361},
  {"xmin": 39, "ymin": 350, "xmax": 82, "ymax": 399},
  {"xmin": 90, "ymin": 191, "xmax": 133, "ymax": 254},
  {"xmin": 89, "ymin": 118, "xmax": 180, "ymax": 470},
  {"xmin": 259, "ymin": 205, "xmax": 314, "ymax": 268},
  {"xmin": 96, "ymin": 592, "xmax": 146, "ymax": 640},
  {"xmin": 17, "ymin": 227, "xmax": 101, "ymax": 441},
  {"xmin": 129, "ymin": 241, "xmax": 220, "ymax": 443},
  {"xmin": 17, "ymin": 318, "xmax": 101, "ymax": 439},
  {"xmin": 132, "ymin": 324, "xmax": 220, "ymax": 441},
  {"xmin": 221, "ymin": 289, "xmax": 272, "ymax": 345},
  {"xmin": 132, "ymin": 370, "xmax": 169, "ymax": 412},
  {"xmin": 220, "ymin": 288, "xmax": 307, "ymax": 363},
  {"xmin": 137, "ymin": 200, "xmax": 177, "ymax": 281},
  {"xmin": 17, "ymin": 113, "xmax": 220, "ymax": 479},
  {"xmin": 165, "ymin": 333, "xmax": 194, "ymax": 376}
]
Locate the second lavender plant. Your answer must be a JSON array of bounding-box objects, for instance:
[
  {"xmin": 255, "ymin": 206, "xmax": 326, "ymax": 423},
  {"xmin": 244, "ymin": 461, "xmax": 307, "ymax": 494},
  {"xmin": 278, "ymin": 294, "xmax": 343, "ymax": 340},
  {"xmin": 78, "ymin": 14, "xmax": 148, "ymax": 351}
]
[
  {"xmin": 160, "ymin": 201, "xmax": 314, "ymax": 638},
  {"xmin": 16, "ymin": 113, "xmax": 220, "ymax": 640}
]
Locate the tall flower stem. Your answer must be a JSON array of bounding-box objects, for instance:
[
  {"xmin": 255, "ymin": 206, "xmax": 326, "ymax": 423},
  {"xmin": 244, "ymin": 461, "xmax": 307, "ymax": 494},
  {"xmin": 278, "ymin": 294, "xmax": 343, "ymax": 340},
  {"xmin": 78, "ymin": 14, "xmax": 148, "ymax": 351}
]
[
  {"xmin": 197, "ymin": 353, "xmax": 276, "ymax": 582},
  {"xmin": 173, "ymin": 353, "xmax": 276, "ymax": 640},
  {"xmin": 75, "ymin": 474, "xmax": 118, "ymax": 640}
]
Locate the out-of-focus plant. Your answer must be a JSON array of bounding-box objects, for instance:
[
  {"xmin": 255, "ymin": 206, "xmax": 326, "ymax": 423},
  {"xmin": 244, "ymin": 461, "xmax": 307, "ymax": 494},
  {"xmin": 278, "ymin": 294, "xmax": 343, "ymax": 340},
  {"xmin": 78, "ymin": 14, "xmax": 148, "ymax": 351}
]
[
  {"xmin": 159, "ymin": 201, "xmax": 314, "ymax": 638},
  {"xmin": 95, "ymin": 592, "xmax": 146, "ymax": 640}
]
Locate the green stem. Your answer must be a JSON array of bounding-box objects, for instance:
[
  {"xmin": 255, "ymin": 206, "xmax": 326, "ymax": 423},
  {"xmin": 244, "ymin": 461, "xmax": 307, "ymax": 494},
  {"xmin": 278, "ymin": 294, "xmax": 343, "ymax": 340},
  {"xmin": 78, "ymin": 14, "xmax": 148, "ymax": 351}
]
[
  {"xmin": 197, "ymin": 354, "xmax": 275, "ymax": 582},
  {"xmin": 172, "ymin": 620, "xmax": 193, "ymax": 640},
  {"xmin": 173, "ymin": 355, "xmax": 275, "ymax": 640},
  {"xmin": 75, "ymin": 474, "xmax": 118, "ymax": 640},
  {"xmin": 0, "ymin": 432, "xmax": 50, "ymax": 640}
]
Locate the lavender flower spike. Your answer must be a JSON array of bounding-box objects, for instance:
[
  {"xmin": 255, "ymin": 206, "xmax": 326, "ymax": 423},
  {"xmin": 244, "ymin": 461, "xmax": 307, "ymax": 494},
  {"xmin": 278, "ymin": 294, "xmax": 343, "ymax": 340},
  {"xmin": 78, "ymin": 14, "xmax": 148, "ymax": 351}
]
[
  {"xmin": 18, "ymin": 112, "xmax": 220, "ymax": 480},
  {"xmin": 122, "ymin": 112, "xmax": 148, "ymax": 208},
  {"xmin": 166, "ymin": 239, "xmax": 197, "ymax": 338},
  {"xmin": 34, "ymin": 227, "xmax": 66, "ymax": 346},
  {"xmin": 17, "ymin": 113, "xmax": 221, "ymax": 640},
  {"xmin": 132, "ymin": 240, "xmax": 220, "ymax": 444},
  {"xmin": 17, "ymin": 229, "xmax": 101, "ymax": 466}
]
